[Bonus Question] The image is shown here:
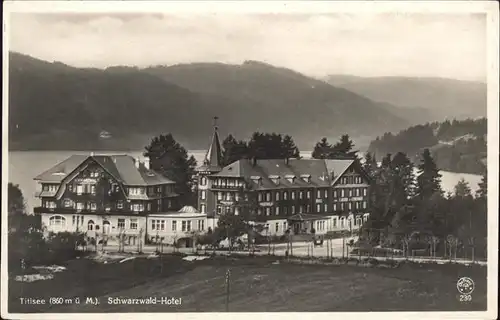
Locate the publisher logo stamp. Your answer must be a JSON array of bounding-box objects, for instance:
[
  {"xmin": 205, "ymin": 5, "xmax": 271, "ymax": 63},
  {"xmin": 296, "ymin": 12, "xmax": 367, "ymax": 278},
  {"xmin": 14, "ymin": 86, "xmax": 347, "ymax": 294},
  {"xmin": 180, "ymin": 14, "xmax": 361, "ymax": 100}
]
[{"xmin": 457, "ymin": 277, "xmax": 475, "ymax": 295}]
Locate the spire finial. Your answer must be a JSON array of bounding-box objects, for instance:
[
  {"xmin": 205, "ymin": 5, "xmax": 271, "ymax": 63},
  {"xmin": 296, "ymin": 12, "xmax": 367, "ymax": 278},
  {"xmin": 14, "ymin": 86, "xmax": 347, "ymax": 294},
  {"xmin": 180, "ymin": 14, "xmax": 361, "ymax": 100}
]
[{"xmin": 213, "ymin": 116, "xmax": 219, "ymax": 131}]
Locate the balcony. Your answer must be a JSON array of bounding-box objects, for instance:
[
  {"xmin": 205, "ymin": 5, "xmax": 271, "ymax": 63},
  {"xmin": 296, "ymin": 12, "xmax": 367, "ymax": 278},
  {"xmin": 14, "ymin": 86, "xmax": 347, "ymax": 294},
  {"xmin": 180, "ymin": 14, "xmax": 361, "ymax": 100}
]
[{"xmin": 33, "ymin": 207, "xmax": 152, "ymax": 216}]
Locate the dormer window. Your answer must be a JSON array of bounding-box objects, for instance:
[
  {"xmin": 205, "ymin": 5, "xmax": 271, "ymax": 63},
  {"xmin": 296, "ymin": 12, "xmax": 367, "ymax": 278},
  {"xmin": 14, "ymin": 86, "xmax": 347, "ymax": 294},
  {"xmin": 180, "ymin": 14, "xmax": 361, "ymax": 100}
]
[
  {"xmin": 285, "ymin": 174, "xmax": 295, "ymax": 184},
  {"xmin": 269, "ymin": 175, "xmax": 280, "ymax": 185},
  {"xmin": 250, "ymin": 176, "xmax": 262, "ymax": 186},
  {"xmin": 300, "ymin": 174, "xmax": 311, "ymax": 183}
]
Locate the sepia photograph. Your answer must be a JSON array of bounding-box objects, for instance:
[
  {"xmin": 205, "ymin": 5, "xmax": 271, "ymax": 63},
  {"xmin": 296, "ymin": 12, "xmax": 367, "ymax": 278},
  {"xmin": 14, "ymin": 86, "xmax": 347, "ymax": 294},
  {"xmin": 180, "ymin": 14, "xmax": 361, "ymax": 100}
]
[{"xmin": 1, "ymin": 1, "xmax": 498, "ymax": 319}]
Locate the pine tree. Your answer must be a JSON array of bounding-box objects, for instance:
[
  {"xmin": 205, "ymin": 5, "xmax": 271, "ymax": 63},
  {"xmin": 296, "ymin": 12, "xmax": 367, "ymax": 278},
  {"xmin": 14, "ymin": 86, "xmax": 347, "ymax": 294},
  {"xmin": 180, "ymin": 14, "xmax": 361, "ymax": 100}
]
[
  {"xmin": 416, "ymin": 149, "xmax": 443, "ymax": 200},
  {"xmin": 282, "ymin": 134, "xmax": 300, "ymax": 158},
  {"xmin": 477, "ymin": 170, "xmax": 487, "ymax": 199},
  {"xmin": 362, "ymin": 152, "xmax": 378, "ymax": 178},
  {"xmin": 391, "ymin": 152, "xmax": 416, "ymax": 202},
  {"xmin": 454, "ymin": 178, "xmax": 472, "ymax": 198},
  {"xmin": 222, "ymin": 134, "xmax": 249, "ymax": 166},
  {"xmin": 312, "ymin": 137, "xmax": 333, "ymax": 159},
  {"xmin": 144, "ymin": 133, "xmax": 197, "ymax": 206},
  {"xmin": 330, "ymin": 134, "xmax": 357, "ymax": 158}
]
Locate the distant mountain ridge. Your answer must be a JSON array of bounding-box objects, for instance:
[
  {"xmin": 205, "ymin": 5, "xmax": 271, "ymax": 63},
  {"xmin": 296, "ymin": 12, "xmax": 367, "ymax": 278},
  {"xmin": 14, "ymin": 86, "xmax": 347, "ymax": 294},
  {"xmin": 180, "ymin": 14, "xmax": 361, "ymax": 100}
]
[
  {"xmin": 10, "ymin": 52, "xmax": 475, "ymax": 152},
  {"xmin": 325, "ymin": 75, "xmax": 486, "ymax": 123},
  {"xmin": 8, "ymin": 52, "xmax": 417, "ymax": 151}
]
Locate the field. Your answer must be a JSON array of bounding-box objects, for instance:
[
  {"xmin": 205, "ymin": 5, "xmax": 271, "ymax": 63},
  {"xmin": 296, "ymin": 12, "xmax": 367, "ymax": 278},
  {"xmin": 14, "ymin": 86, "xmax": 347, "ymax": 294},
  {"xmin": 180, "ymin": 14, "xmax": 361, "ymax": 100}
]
[{"xmin": 8, "ymin": 254, "xmax": 487, "ymax": 313}]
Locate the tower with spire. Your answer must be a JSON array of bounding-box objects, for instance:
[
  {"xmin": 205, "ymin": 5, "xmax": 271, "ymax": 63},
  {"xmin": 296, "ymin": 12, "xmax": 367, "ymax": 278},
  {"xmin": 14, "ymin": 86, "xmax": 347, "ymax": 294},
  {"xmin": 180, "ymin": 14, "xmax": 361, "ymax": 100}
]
[{"xmin": 196, "ymin": 117, "xmax": 224, "ymax": 216}]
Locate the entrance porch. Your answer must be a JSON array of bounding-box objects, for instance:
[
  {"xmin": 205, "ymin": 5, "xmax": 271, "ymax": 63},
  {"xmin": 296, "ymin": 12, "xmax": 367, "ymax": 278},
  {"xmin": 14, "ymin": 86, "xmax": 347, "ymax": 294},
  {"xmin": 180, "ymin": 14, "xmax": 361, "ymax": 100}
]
[{"xmin": 287, "ymin": 214, "xmax": 326, "ymax": 235}]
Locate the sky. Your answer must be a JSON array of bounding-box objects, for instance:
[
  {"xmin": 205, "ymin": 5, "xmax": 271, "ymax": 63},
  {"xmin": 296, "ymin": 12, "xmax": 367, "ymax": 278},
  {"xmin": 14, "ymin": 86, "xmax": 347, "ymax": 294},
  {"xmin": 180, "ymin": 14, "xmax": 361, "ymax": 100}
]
[{"xmin": 8, "ymin": 12, "xmax": 487, "ymax": 81}]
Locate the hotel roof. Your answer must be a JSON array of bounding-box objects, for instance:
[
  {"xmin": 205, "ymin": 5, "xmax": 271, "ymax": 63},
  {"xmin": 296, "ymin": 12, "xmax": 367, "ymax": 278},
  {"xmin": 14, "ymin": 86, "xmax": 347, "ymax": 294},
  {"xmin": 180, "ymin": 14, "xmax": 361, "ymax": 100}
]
[
  {"xmin": 211, "ymin": 158, "xmax": 358, "ymax": 189},
  {"xmin": 34, "ymin": 154, "xmax": 175, "ymax": 186}
]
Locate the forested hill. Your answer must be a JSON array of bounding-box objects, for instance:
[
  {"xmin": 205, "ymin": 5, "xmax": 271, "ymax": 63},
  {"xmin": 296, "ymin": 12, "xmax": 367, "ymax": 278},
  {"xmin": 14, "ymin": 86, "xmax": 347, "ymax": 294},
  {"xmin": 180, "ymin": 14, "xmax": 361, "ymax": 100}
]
[
  {"xmin": 325, "ymin": 75, "xmax": 486, "ymax": 123},
  {"xmin": 9, "ymin": 52, "xmax": 413, "ymax": 151},
  {"xmin": 368, "ymin": 118, "xmax": 487, "ymax": 174}
]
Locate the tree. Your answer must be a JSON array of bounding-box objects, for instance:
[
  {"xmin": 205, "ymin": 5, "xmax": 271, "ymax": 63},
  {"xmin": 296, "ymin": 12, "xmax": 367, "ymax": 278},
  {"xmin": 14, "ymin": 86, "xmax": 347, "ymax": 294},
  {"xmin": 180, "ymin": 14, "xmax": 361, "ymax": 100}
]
[
  {"xmin": 222, "ymin": 134, "xmax": 249, "ymax": 166},
  {"xmin": 391, "ymin": 152, "xmax": 416, "ymax": 203},
  {"xmin": 8, "ymin": 183, "xmax": 27, "ymax": 232},
  {"xmin": 282, "ymin": 134, "xmax": 300, "ymax": 158},
  {"xmin": 454, "ymin": 178, "xmax": 473, "ymax": 199},
  {"xmin": 312, "ymin": 137, "xmax": 333, "ymax": 159},
  {"xmin": 416, "ymin": 149, "xmax": 443, "ymax": 200},
  {"xmin": 331, "ymin": 134, "xmax": 357, "ymax": 158},
  {"xmin": 144, "ymin": 133, "xmax": 197, "ymax": 206},
  {"xmin": 247, "ymin": 132, "xmax": 300, "ymax": 160},
  {"xmin": 362, "ymin": 152, "xmax": 378, "ymax": 178},
  {"xmin": 477, "ymin": 170, "xmax": 487, "ymax": 199}
]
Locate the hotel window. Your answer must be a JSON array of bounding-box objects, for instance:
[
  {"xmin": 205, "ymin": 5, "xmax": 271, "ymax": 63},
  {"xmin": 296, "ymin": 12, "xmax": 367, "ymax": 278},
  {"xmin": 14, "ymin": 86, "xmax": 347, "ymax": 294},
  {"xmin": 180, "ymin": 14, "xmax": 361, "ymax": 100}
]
[
  {"xmin": 199, "ymin": 220, "xmax": 205, "ymax": 231},
  {"xmin": 317, "ymin": 190, "xmax": 321, "ymax": 198},
  {"xmin": 151, "ymin": 219, "xmax": 156, "ymax": 230},
  {"xmin": 76, "ymin": 202, "xmax": 84, "ymax": 211},
  {"xmin": 291, "ymin": 206, "xmax": 296, "ymax": 214},
  {"xmin": 90, "ymin": 202, "xmax": 97, "ymax": 211},
  {"xmin": 258, "ymin": 193, "xmax": 263, "ymax": 201},
  {"xmin": 265, "ymin": 207, "xmax": 271, "ymax": 216},
  {"xmin": 200, "ymin": 204, "xmax": 206, "ymax": 213},
  {"xmin": 68, "ymin": 184, "xmax": 73, "ymax": 192},
  {"xmin": 340, "ymin": 217, "xmax": 345, "ymax": 228},
  {"xmin": 117, "ymin": 219, "xmax": 125, "ymax": 229},
  {"xmin": 172, "ymin": 220, "xmax": 177, "ymax": 231},
  {"xmin": 116, "ymin": 200, "xmax": 123, "ymax": 209},
  {"xmin": 307, "ymin": 191, "xmax": 311, "ymax": 199},
  {"xmin": 348, "ymin": 189, "xmax": 352, "ymax": 197},
  {"xmin": 341, "ymin": 189, "xmax": 345, "ymax": 197},
  {"xmin": 49, "ymin": 215, "xmax": 66, "ymax": 227},
  {"xmin": 299, "ymin": 191, "xmax": 303, "ymax": 199},
  {"xmin": 217, "ymin": 206, "xmax": 222, "ymax": 215},
  {"xmin": 333, "ymin": 218, "xmax": 337, "ymax": 227},
  {"xmin": 157, "ymin": 186, "xmax": 162, "ymax": 194},
  {"xmin": 363, "ymin": 188, "xmax": 367, "ymax": 197},
  {"xmin": 266, "ymin": 192, "xmax": 271, "ymax": 202},
  {"xmin": 257, "ymin": 208, "xmax": 263, "ymax": 215},
  {"xmin": 72, "ymin": 215, "xmax": 76, "ymax": 225},
  {"xmin": 91, "ymin": 185, "xmax": 96, "ymax": 195},
  {"xmin": 275, "ymin": 223, "xmax": 279, "ymax": 233},
  {"xmin": 182, "ymin": 221, "xmax": 187, "ymax": 232},
  {"xmin": 316, "ymin": 204, "xmax": 321, "ymax": 213},
  {"xmin": 186, "ymin": 221, "xmax": 191, "ymax": 231},
  {"xmin": 324, "ymin": 190, "xmax": 328, "ymax": 198},
  {"xmin": 275, "ymin": 207, "xmax": 280, "ymax": 215},
  {"xmin": 225, "ymin": 206, "xmax": 233, "ymax": 215},
  {"xmin": 299, "ymin": 206, "xmax": 304, "ymax": 214},
  {"xmin": 275, "ymin": 192, "xmax": 280, "ymax": 201},
  {"xmin": 235, "ymin": 193, "xmax": 240, "ymax": 201},
  {"xmin": 76, "ymin": 185, "xmax": 83, "ymax": 195},
  {"xmin": 200, "ymin": 177, "xmax": 207, "ymax": 186},
  {"xmin": 64, "ymin": 199, "xmax": 71, "ymax": 208},
  {"xmin": 291, "ymin": 192, "xmax": 296, "ymax": 200},
  {"xmin": 333, "ymin": 190, "xmax": 337, "ymax": 198},
  {"xmin": 130, "ymin": 219, "xmax": 138, "ymax": 230},
  {"xmin": 307, "ymin": 205, "xmax": 311, "ymax": 212},
  {"xmin": 225, "ymin": 192, "xmax": 231, "ymax": 201},
  {"xmin": 283, "ymin": 191, "xmax": 288, "ymax": 200},
  {"xmin": 340, "ymin": 203, "xmax": 345, "ymax": 211},
  {"xmin": 348, "ymin": 202, "xmax": 352, "ymax": 210},
  {"xmin": 363, "ymin": 201, "xmax": 367, "ymax": 209},
  {"xmin": 147, "ymin": 203, "xmax": 152, "ymax": 212},
  {"xmin": 201, "ymin": 191, "xmax": 206, "ymax": 200},
  {"xmin": 284, "ymin": 207, "xmax": 288, "ymax": 215},
  {"xmin": 324, "ymin": 204, "xmax": 328, "ymax": 212},
  {"xmin": 218, "ymin": 192, "xmax": 223, "ymax": 200}
]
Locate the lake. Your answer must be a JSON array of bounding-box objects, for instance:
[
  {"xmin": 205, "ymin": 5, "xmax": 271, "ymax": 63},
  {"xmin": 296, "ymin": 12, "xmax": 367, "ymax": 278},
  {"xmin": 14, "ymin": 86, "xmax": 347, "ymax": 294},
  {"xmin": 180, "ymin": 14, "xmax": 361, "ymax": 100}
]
[{"xmin": 7, "ymin": 151, "xmax": 482, "ymax": 213}]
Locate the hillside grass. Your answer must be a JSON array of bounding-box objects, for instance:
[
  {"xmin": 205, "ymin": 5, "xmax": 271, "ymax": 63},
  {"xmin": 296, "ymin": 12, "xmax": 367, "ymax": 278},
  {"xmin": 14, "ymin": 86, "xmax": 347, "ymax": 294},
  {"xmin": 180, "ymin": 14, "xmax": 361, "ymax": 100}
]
[{"xmin": 9, "ymin": 255, "xmax": 486, "ymax": 313}]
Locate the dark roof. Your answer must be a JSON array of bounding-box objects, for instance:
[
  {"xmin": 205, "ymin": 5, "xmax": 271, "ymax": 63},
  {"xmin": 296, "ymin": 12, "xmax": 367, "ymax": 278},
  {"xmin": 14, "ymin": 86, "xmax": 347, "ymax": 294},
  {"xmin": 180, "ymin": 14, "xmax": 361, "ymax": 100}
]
[
  {"xmin": 211, "ymin": 158, "xmax": 356, "ymax": 189},
  {"xmin": 35, "ymin": 154, "xmax": 175, "ymax": 186},
  {"xmin": 196, "ymin": 127, "xmax": 223, "ymax": 172},
  {"xmin": 34, "ymin": 155, "xmax": 90, "ymax": 182}
]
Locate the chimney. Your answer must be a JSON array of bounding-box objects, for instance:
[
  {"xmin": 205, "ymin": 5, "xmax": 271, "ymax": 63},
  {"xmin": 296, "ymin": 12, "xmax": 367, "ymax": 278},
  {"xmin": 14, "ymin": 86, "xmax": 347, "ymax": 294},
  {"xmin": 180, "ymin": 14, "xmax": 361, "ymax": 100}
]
[
  {"xmin": 144, "ymin": 157, "xmax": 150, "ymax": 170},
  {"xmin": 135, "ymin": 157, "xmax": 140, "ymax": 169}
]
